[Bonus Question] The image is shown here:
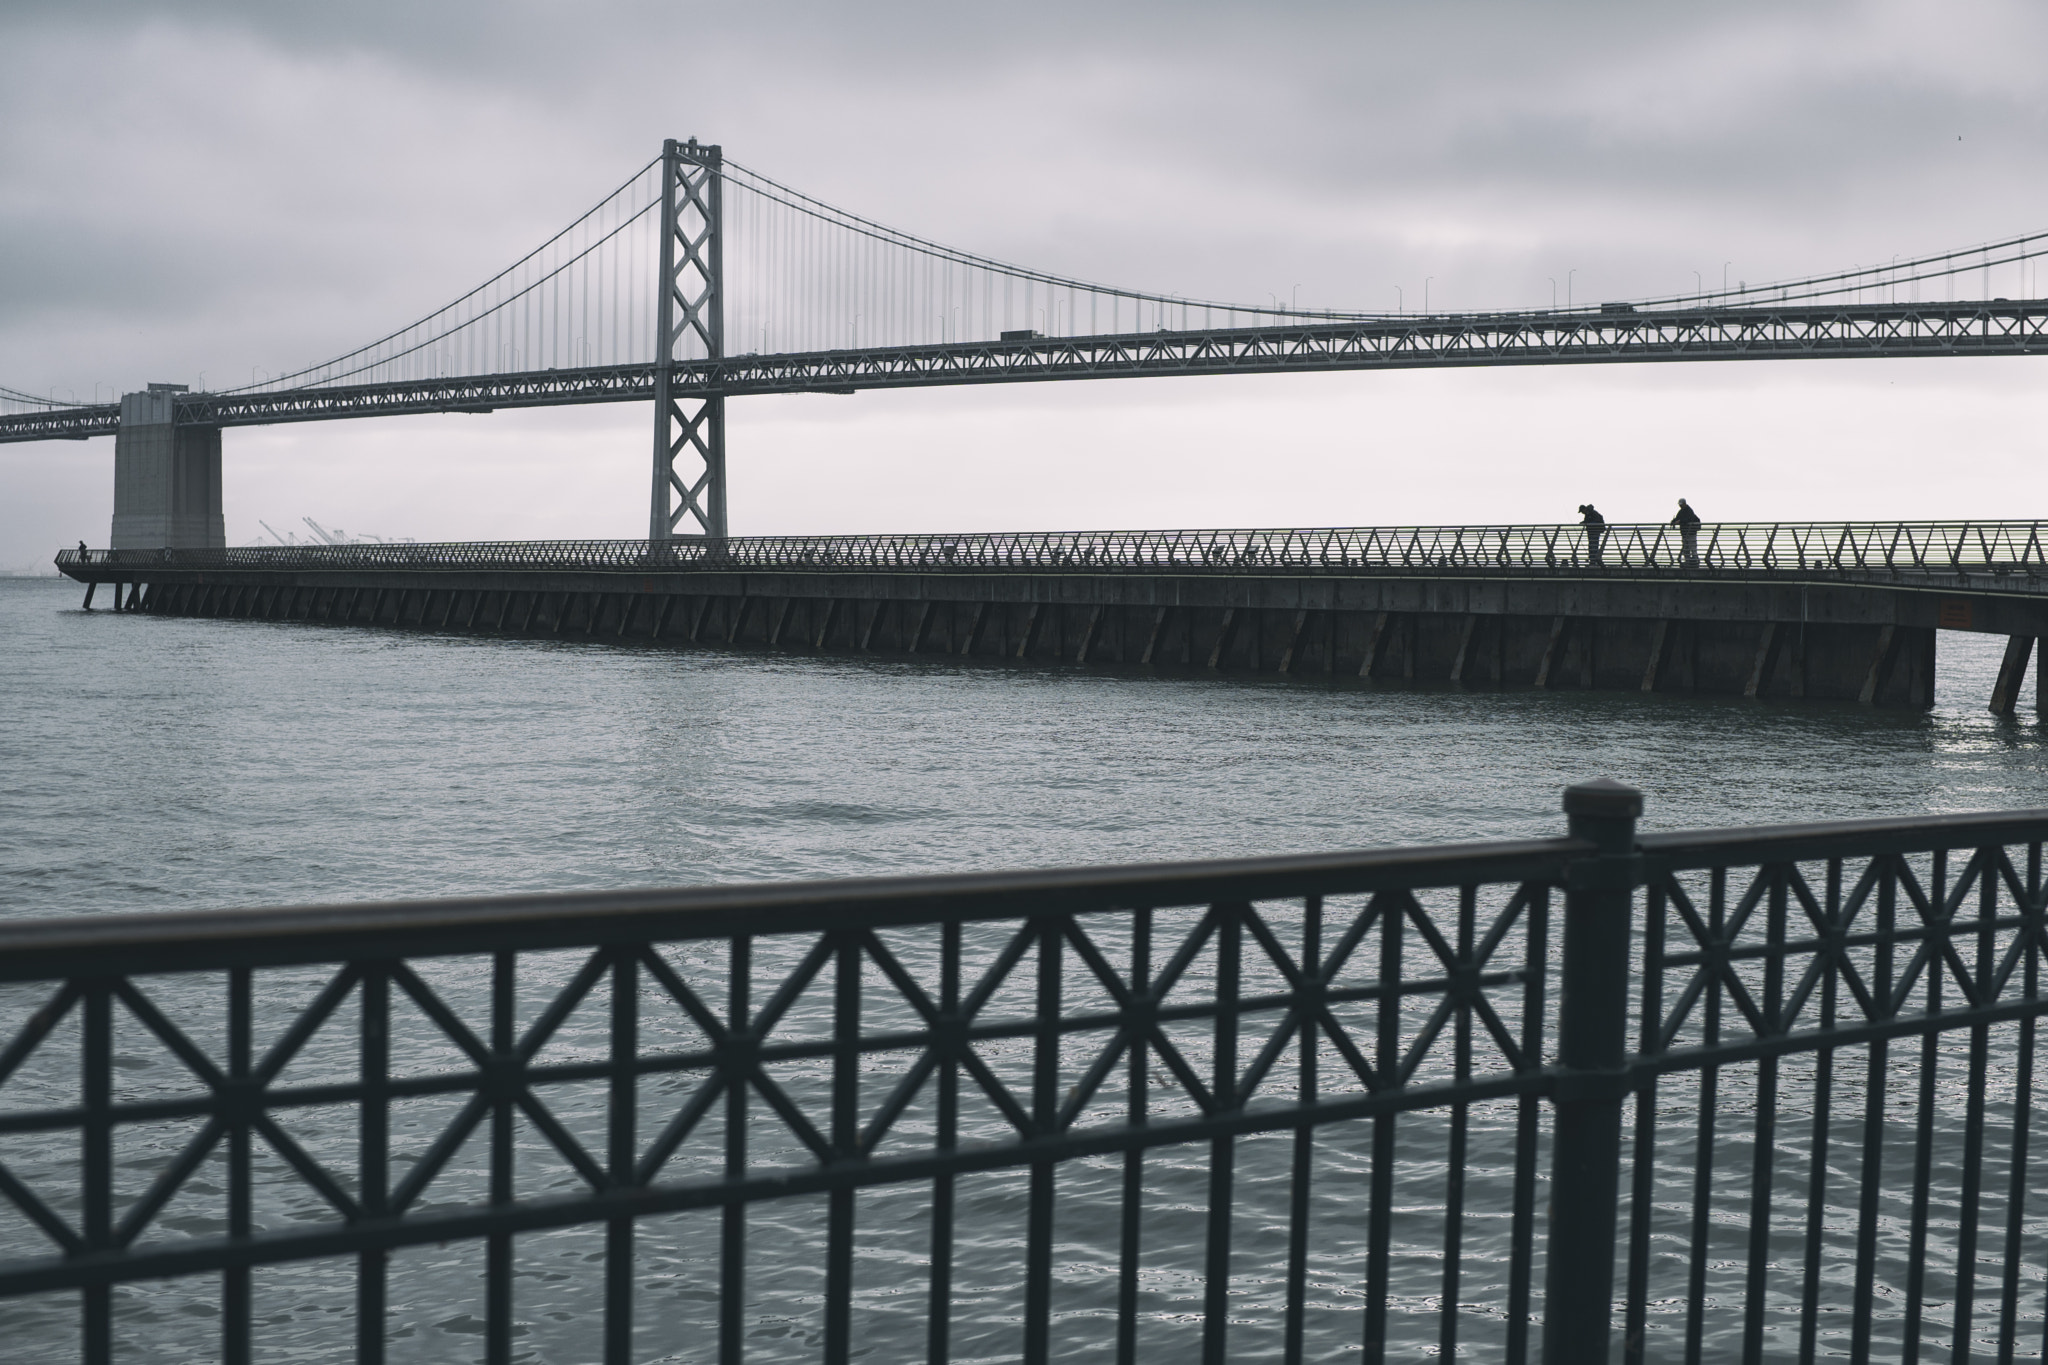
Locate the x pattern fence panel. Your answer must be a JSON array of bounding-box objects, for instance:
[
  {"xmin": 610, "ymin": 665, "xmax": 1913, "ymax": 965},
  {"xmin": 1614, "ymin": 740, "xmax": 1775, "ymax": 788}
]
[
  {"xmin": 0, "ymin": 845, "xmax": 1574, "ymax": 1365},
  {"xmin": 1623, "ymin": 822, "xmax": 2048, "ymax": 1363},
  {"xmin": 3, "ymin": 804, "xmax": 2048, "ymax": 1362}
]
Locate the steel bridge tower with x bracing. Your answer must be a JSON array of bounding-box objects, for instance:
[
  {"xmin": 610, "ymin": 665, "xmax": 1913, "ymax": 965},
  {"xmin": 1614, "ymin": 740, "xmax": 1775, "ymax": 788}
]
[{"xmin": 651, "ymin": 139, "xmax": 727, "ymax": 545}]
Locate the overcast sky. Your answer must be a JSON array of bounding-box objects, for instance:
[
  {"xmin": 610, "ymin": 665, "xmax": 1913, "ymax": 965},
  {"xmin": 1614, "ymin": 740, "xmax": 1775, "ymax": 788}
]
[{"xmin": 4, "ymin": 1, "xmax": 2046, "ymax": 565}]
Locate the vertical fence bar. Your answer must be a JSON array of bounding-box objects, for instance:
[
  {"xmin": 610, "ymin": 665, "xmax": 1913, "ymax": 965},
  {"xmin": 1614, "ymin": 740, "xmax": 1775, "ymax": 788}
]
[
  {"xmin": 224, "ymin": 967, "xmax": 252, "ymax": 1365},
  {"xmin": 928, "ymin": 923, "xmax": 959, "ymax": 1365},
  {"xmin": 1623, "ymin": 875, "xmax": 1666, "ymax": 1365},
  {"xmin": 1201, "ymin": 906, "xmax": 1240, "ymax": 1365},
  {"xmin": 1440, "ymin": 886, "xmax": 1475, "ymax": 1363},
  {"xmin": 724, "ymin": 937, "xmax": 750, "ymax": 1365},
  {"xmin": 825, "ymin": 932, "xmax": 859, "ymax": 1365},
  {"xmin": 1952, "ymin": 848, "xmax": 1997, "ymax": 1362},
  {"xmin": 356, "ymin": 965, "xmax": 389, "ymax": 1365},
  {"xmin": 1024, "ymin": 916, "xmax": 1062, "ymax": 1365},
  {"xmin": 1796, "ymin": 860, "xmax": 1841, "ymax": 1365},
  {"xmin": 82, "ymin": 979, "xmax": 111, "ymax": 1365},
  {"xmin": 1507, "ymin": 883, "xmax": 1551, "ymax": 1365},
  {"xmin": 1998, "ymin": 870, "xmax": 2038, "ymax": 1365},
  {"xmin": 1851, "ymin": 859, "xmax": 1895, "ymax": 1363},
  {"xmin": 1117, "ymin": 909, "xmax": 1150, "ymax": 1365},
  {"xmin": 1684, "ymin": 867, "xmax": 1726, "ymax": 1365},
  {"xmin": 487, "ymin": 952, "xmax": 514, "ymax": 1365},
  {"xmin": 1362, "ymin": 892, "xmax": 1401, "ymax": 1365},
  {"xmin": 1541, "ymin": 780, "xmax": 1643, "ymax": 1365},
  {"xmin": 1283, "ymin": 896, "xmax": 1319, "ymax": 1365},
  {"xmin": 1740, "ymin": 867, "xmax": 1788, "ymax": 1363},
  {"xmin": 605, "ymin": 948, "xmax": 637, "ymax": 1365},
  {"xmin": 1903, "ymin": 860, "xmax": 1944, "ymax": 1361}
]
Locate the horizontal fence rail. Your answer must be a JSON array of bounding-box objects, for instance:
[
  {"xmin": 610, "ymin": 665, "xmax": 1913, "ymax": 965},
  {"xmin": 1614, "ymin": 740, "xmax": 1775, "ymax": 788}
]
[
  {"xmin": 56, "ymin": 520, "xmax": 2048, "ymax": 581},
  {"xmin": 9, "ymin": 298, "xmax": 2048, "ymax": 442},
  {"xmin": 2, "ymin": 790, "xmax": 2048, "ymax": 1362}
]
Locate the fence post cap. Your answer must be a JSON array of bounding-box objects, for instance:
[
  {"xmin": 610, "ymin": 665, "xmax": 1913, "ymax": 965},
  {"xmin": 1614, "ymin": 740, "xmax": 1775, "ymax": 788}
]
[{"xmin": 1562, "ymin": 779, "xmax": 1644, "ymax": 820}]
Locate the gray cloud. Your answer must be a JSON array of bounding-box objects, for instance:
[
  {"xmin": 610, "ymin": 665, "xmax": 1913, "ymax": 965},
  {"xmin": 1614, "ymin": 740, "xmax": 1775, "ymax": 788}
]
[{"xmin": 10, "ymin": 0, "xmax": 2047, "ymax": 373}]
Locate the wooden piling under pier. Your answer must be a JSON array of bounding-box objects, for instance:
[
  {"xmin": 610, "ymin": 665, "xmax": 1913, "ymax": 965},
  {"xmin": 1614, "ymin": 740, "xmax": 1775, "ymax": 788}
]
[{"xmin": 86, "ymin": 564, "xmax": 2005, "ymax": 708}]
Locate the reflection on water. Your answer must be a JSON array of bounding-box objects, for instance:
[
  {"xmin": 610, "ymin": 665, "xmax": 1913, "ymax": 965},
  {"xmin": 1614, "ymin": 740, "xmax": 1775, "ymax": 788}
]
[{"xmin": 3, "ymin": 576, "xmax": 2047, "ymax": 1361}]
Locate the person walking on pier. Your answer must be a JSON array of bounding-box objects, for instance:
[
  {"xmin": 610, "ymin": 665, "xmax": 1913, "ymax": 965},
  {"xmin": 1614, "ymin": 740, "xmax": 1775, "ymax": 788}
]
[
  {"xmin": 1578, "ymin": 504, "xmax": 1606, "ymax": 566},
  {"xmin": 76, "ymin": 540, "xmax": 88, "ymax": 564},
  {"xmin": 1672, "ymin": 498, "xmax": 1701, "ymax": 566}
]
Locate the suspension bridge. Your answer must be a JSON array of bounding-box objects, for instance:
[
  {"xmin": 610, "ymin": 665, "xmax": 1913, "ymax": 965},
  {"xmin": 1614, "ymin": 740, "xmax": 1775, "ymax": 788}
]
[
  {"xmin": 25, "ymin": 138, "xmax": 2048, "ymax": 711},
  {"xmin": 8, "ymin": 138, "xmax": 2048, "ymax": 544}
]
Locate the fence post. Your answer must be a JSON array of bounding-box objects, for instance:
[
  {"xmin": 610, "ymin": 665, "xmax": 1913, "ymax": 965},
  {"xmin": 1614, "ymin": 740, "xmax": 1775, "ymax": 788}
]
[{"xmin": 1541, "ymin": 778, "xmax": 1643, "ymax": 1365}]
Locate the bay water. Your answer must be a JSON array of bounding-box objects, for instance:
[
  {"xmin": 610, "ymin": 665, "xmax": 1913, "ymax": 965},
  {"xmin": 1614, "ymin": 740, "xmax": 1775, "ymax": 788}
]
[{"xmin": 4, "ymin": 575, "xmax": 2046, "ymax": 1361}]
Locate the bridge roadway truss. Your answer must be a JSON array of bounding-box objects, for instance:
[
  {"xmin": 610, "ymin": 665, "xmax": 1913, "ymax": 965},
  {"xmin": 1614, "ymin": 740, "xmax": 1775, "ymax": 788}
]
[{"xmin": 10, "ymin": 299, "xmax": 2048, "ymax": 445}]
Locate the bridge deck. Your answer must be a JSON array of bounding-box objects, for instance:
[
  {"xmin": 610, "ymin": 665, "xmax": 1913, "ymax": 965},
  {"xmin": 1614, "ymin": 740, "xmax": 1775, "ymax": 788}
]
[{"xmin": 9, "ymin": 299, "xmax": 2048, "ymax": 442}]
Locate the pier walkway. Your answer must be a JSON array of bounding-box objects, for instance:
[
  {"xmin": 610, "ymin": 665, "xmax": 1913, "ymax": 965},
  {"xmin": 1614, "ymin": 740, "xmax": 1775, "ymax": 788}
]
[{"xmin": 57, "ymin": 520, "xmax": 2048, "ymax": 711}]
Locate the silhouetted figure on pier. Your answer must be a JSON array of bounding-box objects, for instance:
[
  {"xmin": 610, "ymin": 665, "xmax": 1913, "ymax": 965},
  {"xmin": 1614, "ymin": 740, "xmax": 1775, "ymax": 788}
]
[
  {"xmin": 1578, "ymin": 504, "xmax": 1606, "ymax": 565},
  {"xmin": 76, "ymin": 540, "xmax": 88, "ymax": 564},
  {"xmin": 1672, "ymin": 498, "xmax": 1701, "ymax": 566}
]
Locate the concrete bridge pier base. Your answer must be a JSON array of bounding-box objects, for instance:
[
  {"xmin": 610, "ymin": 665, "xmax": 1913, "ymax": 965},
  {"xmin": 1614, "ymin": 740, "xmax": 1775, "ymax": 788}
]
[
  {"xmin": 110, "ymin": 384, "xmax": 223, "ymax": 550},
  {"xmin": 1989, "ymin": 635, "xmax": 2041, "ymax": 715}
]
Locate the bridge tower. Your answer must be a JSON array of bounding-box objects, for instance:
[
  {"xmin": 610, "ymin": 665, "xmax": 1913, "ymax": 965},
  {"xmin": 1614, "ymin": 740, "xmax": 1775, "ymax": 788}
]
[
  {"xmin": 649, "ymin": 138, "xmax": 726, "ymax": 544},
  {"xmin": 110, "ymin": 383, "xmax": 223, "ymax": 549}
]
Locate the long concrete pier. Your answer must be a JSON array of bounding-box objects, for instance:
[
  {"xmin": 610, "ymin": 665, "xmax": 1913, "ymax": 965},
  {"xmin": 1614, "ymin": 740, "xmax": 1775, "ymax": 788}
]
[{"xmin": 56, "ymin": 521, "xmax": 2048, "ymax": 710}]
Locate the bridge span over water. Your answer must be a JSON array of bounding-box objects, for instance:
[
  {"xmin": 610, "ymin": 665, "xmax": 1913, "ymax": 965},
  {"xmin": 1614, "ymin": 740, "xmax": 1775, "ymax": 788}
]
[
  {"xmin": 58, "ymin": 519, "xmax": 2048, "ymax": 714},
  {"xmin": 10, "ymin": 138, "xmax": 2048, "ymax": 550}
]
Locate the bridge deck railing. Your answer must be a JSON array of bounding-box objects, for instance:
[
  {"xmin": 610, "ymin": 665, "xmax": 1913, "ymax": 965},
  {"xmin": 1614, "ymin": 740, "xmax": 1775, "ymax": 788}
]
[
  {"xmin": 53, "ymin": 520, "xmax": 2048, "ymax": 579},
  {"xmin": 1, "ymin": 789, "xmax": 2045, "ymax": 1363}
]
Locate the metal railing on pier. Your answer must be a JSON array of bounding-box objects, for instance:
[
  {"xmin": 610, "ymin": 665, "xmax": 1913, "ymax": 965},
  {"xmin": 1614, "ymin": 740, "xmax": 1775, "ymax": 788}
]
[
  {"xmin": 52, "ymin": 519, "xmax": 2048, "ymax": 581},
  {"xmin": 1, "ymin": 787, "xmax": 2046, "ymax": 1362}
]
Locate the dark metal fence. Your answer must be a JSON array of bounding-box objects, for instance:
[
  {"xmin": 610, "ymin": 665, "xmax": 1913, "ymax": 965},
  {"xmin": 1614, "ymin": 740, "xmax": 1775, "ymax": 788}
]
[
  {"xmin": 1, "ymin": 786, "xmax": 2047, "ymax": 1362},
  {"xmin": 53, "ymin": 519, "xmax": 2048, "ymax": 580}
]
